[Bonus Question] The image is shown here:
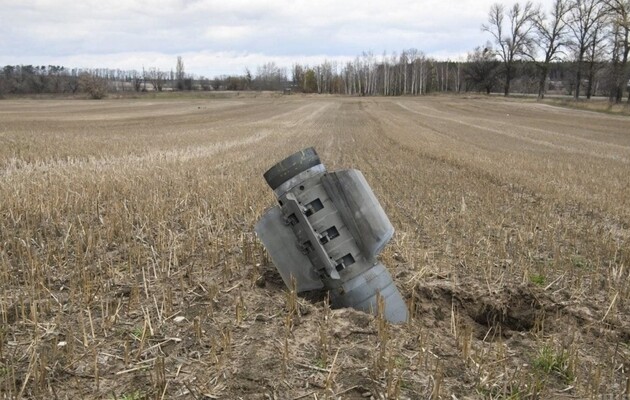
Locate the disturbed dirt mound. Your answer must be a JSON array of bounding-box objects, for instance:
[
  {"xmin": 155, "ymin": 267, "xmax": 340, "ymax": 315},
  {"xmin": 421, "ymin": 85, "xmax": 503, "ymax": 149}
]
[
  {"xmin": 407, "ymin": 275, "xmax": 630, "ymax": 395},
  {"xmin": 411, "ymin": 277, "xmax": 630, "ymax": 340},
  {"xmin": 411, "ymin": 279, "xmax": 546, "ymax": 340},
  {"xmin": 466, "ymin": 286, "xmax": 540, "ymax": 333}
]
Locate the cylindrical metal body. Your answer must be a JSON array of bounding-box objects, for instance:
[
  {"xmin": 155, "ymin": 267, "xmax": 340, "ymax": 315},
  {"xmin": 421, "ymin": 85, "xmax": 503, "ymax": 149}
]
[{"xmin": 259, "ymin": 148, "xmax": 408, "ymax": 323}]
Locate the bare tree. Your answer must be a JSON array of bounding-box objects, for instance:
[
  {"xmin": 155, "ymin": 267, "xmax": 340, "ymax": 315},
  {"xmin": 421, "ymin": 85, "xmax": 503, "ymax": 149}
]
[
  {"xmin": 566, "ymin": 0, "xmax": 608, "ymax": 99},
  {"xmin": 409, "ymin": 50, "xmax": 427, "ymax": 95},
  {"xmin": 483, "ymin": 2, "xmax": 538, "ymax": 96},
  {"xmin": 130, "ymin": 70, "xmax": 142, "ymax": 92},
  {"xmin": 585, "ymin": 15, "xmax": 609, "ymax": 98},
  {"xmin": 291, "ymin": 64, "xmax": 304, "ymax": 90},
  {"xmin": 245, "ymin": 68, "xmax": 253, "ymax": 90},
  {"xmin": 147, "ymin": 68, "xmax": 166, "ymax": 91},
  {"xmin": 79, "ymin": 72, "xmax": 107, "ymax": 99},
  {"xmin": 342, "ymin": 62, "xmax": 355, "ymax": 95},
  {"xmin": 464, "ymin": 44, "xmax": 501, "ymax": 94},
  {"xmin": 382, "ymin": 52, "xmax": 391, "ymax": 95},
  {"xmin": 362, "ymin": 52, "xmax": 377, "ymax": 96},
  {"xmin": 606, "ymin": 0, "xmax": 630, "ymax": 102},
  {"xmin": 255, "ymin": 62, "xmax": 287, "ymax": 91},
  {"xmin": 176, "ymin": 56, "xmax": 185, "ymax": 90},
  {"xmin": 534, "ymin": 0, "xmax": 570, "ymax": 98},
  {"xmin": 400, "ymin": 50, "xmax": 409, "ymax": 94},
  {"xmin": 320, "ymin": 61, "xmax": 334, "ymax": 94}
]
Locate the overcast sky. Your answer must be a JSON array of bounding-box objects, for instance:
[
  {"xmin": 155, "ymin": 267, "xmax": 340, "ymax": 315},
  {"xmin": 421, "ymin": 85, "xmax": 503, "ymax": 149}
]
[{"xmin": 0, "ymin": 0, "xmax": 557, "ymax": 77}]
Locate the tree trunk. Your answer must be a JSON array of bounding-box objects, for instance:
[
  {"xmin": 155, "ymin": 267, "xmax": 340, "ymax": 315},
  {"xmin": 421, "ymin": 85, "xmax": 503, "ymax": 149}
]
[
  {"xmin": 623, "ymin": 36, "xmax": 630, "ymax": 103},
  {"xmin": 504, "ymin": 65, "xmax": 511, "ymax": 96},
  {"xmin": 575, "ymin": 66, "xmax": 582, "ymax": 100},
  {"xmin": 609, "ymin": 60, "xmax": 620, "ymax": 103},
  {"xmin": 586, "ymin": 60, "xmax": 595, "ymax": 100},
  {"xmin": 538, "ymin": 65, "xmax": 548, "ymax": 100},
  {"xmin": 504, "ymin": 76, "xmax": 510, "ymax": 96}
]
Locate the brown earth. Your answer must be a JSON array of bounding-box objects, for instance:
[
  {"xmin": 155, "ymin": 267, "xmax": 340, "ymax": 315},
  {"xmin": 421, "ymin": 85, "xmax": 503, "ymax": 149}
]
[{"xmin": 0, "ymin": 94, "xmax": 629, "ymax": 399}]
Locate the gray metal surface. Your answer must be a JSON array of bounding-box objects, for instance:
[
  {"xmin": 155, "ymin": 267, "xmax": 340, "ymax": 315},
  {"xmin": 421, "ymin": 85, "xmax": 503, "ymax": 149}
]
[
  {"xmin": 274, "ymin": 164, "xmax": 326, "ymax": 198},
  {"xmin": 264, "ymin": 147, "xmax": 321, "ymax": 190},
  {"xmin": 330, "ymin": 262, "xmax": 408, "ymax": 323},
  {"xmin": 256, "ymin": 148, "xmax": 409, "ymax": 323},
  {"xmin": 282, "ymin": 192, "xmax": 340, "ymax": 280},
  {"xmin": 255, "ymin": 206, "xmax": 324, "ymax": 292},
  {"xmin": 321, "ymin": 169, "xmax": 395, "ymax": 258}
]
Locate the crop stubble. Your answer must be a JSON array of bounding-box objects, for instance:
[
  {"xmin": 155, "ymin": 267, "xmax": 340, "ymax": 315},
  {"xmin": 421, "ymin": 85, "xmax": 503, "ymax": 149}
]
[{"xmin": 0, "ymin": 95, "xmax": 629, "ymax": 398}]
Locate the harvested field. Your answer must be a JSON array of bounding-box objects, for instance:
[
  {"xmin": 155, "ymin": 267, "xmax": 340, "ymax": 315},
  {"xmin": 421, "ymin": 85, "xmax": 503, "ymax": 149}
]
[{"xmin": 1, "ymin": 95, "xmax": 629, "ymax": 399}]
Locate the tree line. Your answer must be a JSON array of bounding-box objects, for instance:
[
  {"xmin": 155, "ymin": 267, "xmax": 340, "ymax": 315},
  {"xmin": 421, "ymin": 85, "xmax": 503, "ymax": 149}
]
[
  {"xmin": 0, "ymin": 59, "xmax": 290, "ymax": 98},
  {"xmin": 0, "ymin": 60, "xmax": 204, "ymax": 99},
  {"xmin": 481, "ymin": 0, "xmax": 629, "ymax": 102},
  {"xmin": 280, "ymin": 0, "xmax": 628, "ymax": 102},
  {"xmin": 1, "ymin": 0, "xmax": 627, "ymax": 102},
  {"xmin": 0, "ymin": 56, "xmax": 603, "ymax": 100}
]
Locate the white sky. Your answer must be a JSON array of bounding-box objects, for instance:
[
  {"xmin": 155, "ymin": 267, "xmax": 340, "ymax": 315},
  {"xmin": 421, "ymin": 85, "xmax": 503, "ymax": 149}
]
[{"xmin": 0, "ymin": 0, "xmax": 557, "ymax": 77}]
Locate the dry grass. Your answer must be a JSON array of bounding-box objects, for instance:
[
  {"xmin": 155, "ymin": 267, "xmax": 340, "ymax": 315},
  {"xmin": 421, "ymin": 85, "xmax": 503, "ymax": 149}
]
[{"xmin": 1, "ymin": 95, "xmax": 629, "ymax": 399}]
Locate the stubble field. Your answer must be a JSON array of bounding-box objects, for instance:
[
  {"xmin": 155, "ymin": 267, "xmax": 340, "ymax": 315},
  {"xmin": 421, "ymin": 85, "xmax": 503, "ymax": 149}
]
[{"xmin": 1, "ymin": 94, "xmax": 629, "ymax": 399}]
